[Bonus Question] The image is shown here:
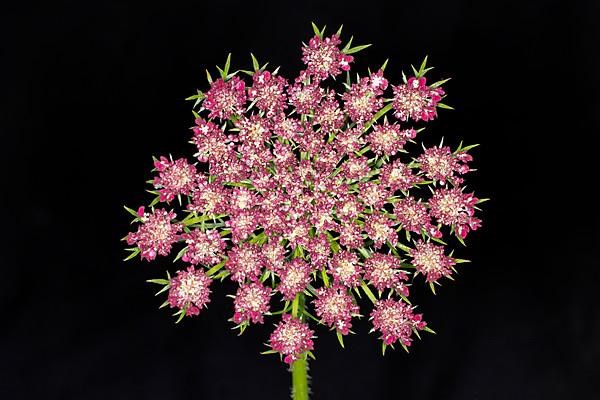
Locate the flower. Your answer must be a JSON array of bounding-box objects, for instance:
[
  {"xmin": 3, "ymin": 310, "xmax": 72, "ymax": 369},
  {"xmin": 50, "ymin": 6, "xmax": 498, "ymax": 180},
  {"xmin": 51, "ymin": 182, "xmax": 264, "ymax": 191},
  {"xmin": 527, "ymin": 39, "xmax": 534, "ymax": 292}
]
[
  {"xmin": 367, "ymin": 123, "xmax": 414, "ymax": 155},
  {"xmin": 248, "ymin": 70, "xmax": 288, "ymax": 117},
  {"xmin": 233, "ymin": 282, "xmax": 272, "ymax": 324},
  {"xmin": 363, "ymin": 253, "xmax": 408, "ymax": 291},
  {"xmin": 191, "ymin": 118, "xmax": 233, "ymax": 163},
  {"xmin": 168, "ymin": 266, "xmax": 212, "ymax": 316},
  {"xmin": 277, "ymin": 258, "xmax": 312, "ymax": 300},
  {"xmin": 417, "ymin": 145, "xmax": 472, "ymax": 185},
  {"xmin": 288, "ymin": 82, "xmax": 323, "ymax": 114},
  {"xmin": 225, "ymin": 244, "xmax": 265, "ymax": 283},
  {"xmin": 394, "ymin": 197, "xmax": 441, "ymax": 238},
  {"xmin": 342, "ymin": 77, "xmax": 383, "ymax": 124},
  {"xmin": 364, "ymin": 212, "xmax": 397, "ymax": 249},
  {"xmin": 409, "ymin": 240, "xmax": 456, "ymax": 283},
  {"xmin": 187, "ymin": 180, "xmax": 230, "ymax": 215},
  {"xmin": 313, "ymin": 286, "xmax": 360, "ymax": 334},
  {"xmin": 269, "ymin": 314, "xmax": 315, "ymax": 364},
  {"xmin": 370, "ymin": 299, "xmax": 426, "ymax": 346},
  {"xmin": 235, "ymin": 114, "xmax": 271, "ymax": 147},
  {"xmin": 306, "ymin": 234, "xmax": 332, "ymax": 269},
  {"xmin": 313, "ymin": 92, "xmax": 345, "ymax": 134},
  {"xmin": 328, "ymin": 250, "xmax": 363, "ymax": 288},
  {"xmin": 124, "ymin": 25, "xmax": 484, "ymax": 363},
  {"xmin": 379, "ymin": 160, "xmax": 419, "ymax": 192},
  {"xmin": 153, "ymin": 156, "xmax": 198, "ymax": 202},
  {"xmin": 203, "ymin": 76, "xmax": 247, "ymax": 120},
  {"xmin": 181, "ymin": 229, "xmax": 226, "ymax": 265},
  {"xmin": 301, "ymin": 34, "xmax": 352, "ymax": 80},
  {"xmin": 392, "ymin": 77, "xmax": 444, "ymax": 122},
  {"xmin": 428, "ymin": 187, "xmax": 481, "ymax": 238},
  {"xmin": 127, "ymin": 208, "xmax": 182, "ymax": 261},
  {"xmin": 369, "ymin": 70, "xmax": 388, "ymax": 94}
]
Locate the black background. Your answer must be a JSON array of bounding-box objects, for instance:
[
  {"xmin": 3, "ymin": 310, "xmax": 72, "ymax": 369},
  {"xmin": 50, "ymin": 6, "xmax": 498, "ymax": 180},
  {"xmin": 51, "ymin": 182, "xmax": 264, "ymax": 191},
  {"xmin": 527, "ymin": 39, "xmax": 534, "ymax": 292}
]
[{"xmin": 2, "ymin": 0, "xmax": 598, "ymax": 399}]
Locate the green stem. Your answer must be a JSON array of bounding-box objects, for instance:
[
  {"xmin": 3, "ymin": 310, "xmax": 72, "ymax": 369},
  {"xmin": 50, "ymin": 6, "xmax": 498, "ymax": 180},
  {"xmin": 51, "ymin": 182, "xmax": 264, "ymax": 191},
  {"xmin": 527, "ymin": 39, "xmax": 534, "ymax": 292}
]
[
  {"xmin": 291, "ymin": 357, "xmax": 309, "ymax": 400},
  {"xmin": 291, "ymin": 293, "xmax": 309, "ymax": 400}
]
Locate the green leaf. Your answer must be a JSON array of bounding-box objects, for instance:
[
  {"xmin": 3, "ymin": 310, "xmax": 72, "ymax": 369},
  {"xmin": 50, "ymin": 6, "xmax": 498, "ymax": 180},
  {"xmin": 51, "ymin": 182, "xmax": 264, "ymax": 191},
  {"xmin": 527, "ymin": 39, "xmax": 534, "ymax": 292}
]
[
  {"xmin": 363, "ymin": 103, "xmax": 393, "ymax": 131},
  {"xmin": 429, "ymin": 282, "xmax": 437, "ymax": 295},
  {"xmin": 146, "ymin": 278, "xmax": 169, "ymax": 285},
  {"xmin": 205, "ymin": 69, "xmax": 213, "ymax": 84},
  {"xmin": 360, "ymin": 281, "xmax": 378, "ymax": 304},
  {"xmin": 155, "ymin": 284, "xmax": 170, "ymax": 296},
  {"xmin": 342, "ymin": 36, "xmax": 354, "ymax": 52},
  {"xmin": 476, "ymin": 198, "xmax": 490, "ymax": 204},
  {"xmin": 260, "ymin": 349, "xmax": 278, "ymax": 355},
  {"xmin": 380, "ymin": 58, "xmax": 389, "ymax": 71},
  {"xmin": 123, "ymin": 205, "xmax": 139, "ymax": 219},
  {"xmin": 123, "ymin": 248, "xmax": 140, "ymax": 261},
  {"xmin": 321, "ymin": 268, "xmax": 330, "ymax": 287},
  {"xmin": 311, "ymin": 22, "xmax": 321, "ymax": 38},
  {"xmin": 250, "ymin": 53, "xmax": 260, "ymax": 71},
  {"xmin": 292, "ymin": 295, "xmax": 299, "ymax": 317},
  {"xmin": 336, "ymin": 24, "xmax": 343, "ymax": 36},
  {"xmin": 458, "ymin": 143, "xmax": 480, "ymax": 153},
  {"xmin": 223, "ymin": 53, "xmax": 231, "ymax": 76},
  {"xmin": 345, "ymin": 44, "xmax": 371, "ymax": 54},
  {"xmin": 175, "ymin": 306, "xmax": 187, "ymax": 324},
  {"xmin": 430, "ymin": 77, "xmax": 451, "ymax": 88},
  {"xmin": 382, "ymin": 342, "xmax": 387, "ymax": 356},
  {"xmin": 173, "ymin": 246, "xmax": 188, "ymax": 263},
  {"xmin": 423, "ymin": 326, "xmax": 436, "ymax": 334},
  {"xmin": 437, "ymin": 102, "xmax": 454, "ymax": 110},
  {"xmin": 206, "ymin": 259, "xmax": 227, "ymax": 277},
  {"xmin": 336, "ymin": 330, "xmax": 345, "ymax": 348},
  {"xmin": 418, "ymin": 55, "xmax": 428, "ymax": 76}
]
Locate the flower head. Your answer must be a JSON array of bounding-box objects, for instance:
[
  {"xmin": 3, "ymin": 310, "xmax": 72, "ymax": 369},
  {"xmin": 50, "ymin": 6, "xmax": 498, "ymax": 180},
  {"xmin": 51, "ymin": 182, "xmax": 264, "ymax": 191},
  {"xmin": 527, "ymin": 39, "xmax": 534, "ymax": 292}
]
[
  {"xmin": 342, "ymin": 77, "xmax": 383, "ymax": 124},
  {"xmin": 127, "ymin": 208, "xmax": 182, "ymax": 261},
  {"xmin": 364, "ymin": 212, "xmax": 398, "ymax": 249},
  {"xmin": 277, "ymin": 258, "xmax": 312, "ymax": 300},
  {"xmin": 328, "ymin": 250, "xmax": 363, "ymax": 288},
  {"xmin": 153, "ymin": 157, "xmax": 198, "ymax": 202},
  {"xmin": 204, "ymin": 76, "xmax": 247, "ymax": 120},
  {"xmin": 367, "ymin": 123, "xmax": 414, "ymax": 155},
  {"xmin": 370, "ymin": 299, "xmax": 426, "ymax": 346},
  {"xmin": 417, "ymin": 146, "xmax": 472, "ymax": 185},
  {"xmin": 302, "ymin": 34, "xmax": 352, "ymax": 80},
  {"xmin": 233, "ymin": 282, "xmax": 271, "ymax": 324},
  {"xmin": 363, "ymin": 253, "xmax": 408, "ymax": 292},
  {"xmin": 394, "ymin": 197, "xmax": 441, "ymax": 238},
  {"xmin": 288, "ymin": 82, "xmax": 323, "ymax": 114},
  {"xmin": 428, "ymin": 187, "xmax": 481, "ymax": 238},
  {"xmin": 392, "ymin": 77, "xmax": 444, "ymax": 122},
  {"xmin": 181, "ymin": 229, "xmax": 226, "ymax": 265},
  {"xmin": 248, "ymin": 70, "xmax": 288, "ymax": 117},
  {"xmin": 409, "ymin": 240, "xmax": 455, "ymax": 283},
  {"xmin": 379, "ymin": 160, "xmax": 418, "ymax": 192},
  {"xmin": 168, "ymin": 266, "xmax": 212, "ymax": 316},
  {"xmin": 269, "ymin": 314, "xmax": 315, "ymax": 364},
  {"xmin": 313, "ymin": 286, "xmax": 360, "ymax": 335},
  {"xmin": 225, "ymin": 244, "xmax": 265, "ymax": 283}
]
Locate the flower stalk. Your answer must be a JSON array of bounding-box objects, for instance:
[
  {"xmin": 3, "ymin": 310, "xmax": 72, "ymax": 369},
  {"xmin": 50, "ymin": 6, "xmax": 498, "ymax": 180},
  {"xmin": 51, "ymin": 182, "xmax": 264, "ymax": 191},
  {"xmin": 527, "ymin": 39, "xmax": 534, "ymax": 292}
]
[
  {"xmin": 291, "ymin": 293, "xmax": 309, "ymax": 400},
  {"xmin": 291, "ymin": 356, "xmax": 309, "ymax": 400}
]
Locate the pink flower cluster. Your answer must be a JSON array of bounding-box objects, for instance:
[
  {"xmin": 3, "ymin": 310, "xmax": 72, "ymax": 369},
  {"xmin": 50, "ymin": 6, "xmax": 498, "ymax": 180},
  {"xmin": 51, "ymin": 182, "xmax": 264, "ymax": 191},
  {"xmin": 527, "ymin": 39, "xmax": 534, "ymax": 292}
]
[
  {"xmin": 371, "ymin": 299, "xmax": 426, "ymax": 346},
  {"xmin": 124, "ymin": 25, "xmax": 484, "ymax": 363},
  {"xmin": 168, "ymin": 266, "xmax": 212, "ymax": 316}
]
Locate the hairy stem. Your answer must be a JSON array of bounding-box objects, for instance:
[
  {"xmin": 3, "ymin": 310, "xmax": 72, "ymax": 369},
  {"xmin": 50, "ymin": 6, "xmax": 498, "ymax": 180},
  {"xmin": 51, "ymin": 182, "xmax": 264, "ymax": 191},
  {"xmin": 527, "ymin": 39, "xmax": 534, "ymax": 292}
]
[
  {"xmin": 291, "ymin": 356, "xmax": 309, "ymax": 400},
  {"xmin": 291, "ymin": 293, "xmax": 309, "ymax": 400}
]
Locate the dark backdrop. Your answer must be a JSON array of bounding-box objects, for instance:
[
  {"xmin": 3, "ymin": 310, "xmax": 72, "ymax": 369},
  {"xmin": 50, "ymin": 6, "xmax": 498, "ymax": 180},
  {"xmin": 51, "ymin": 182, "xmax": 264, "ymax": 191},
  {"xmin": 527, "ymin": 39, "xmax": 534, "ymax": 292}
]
[{"xmin": 2, "ymin": 1, "xmax": 598, "ymax": 399}]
